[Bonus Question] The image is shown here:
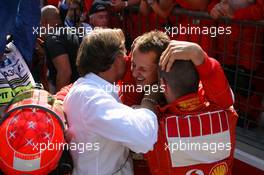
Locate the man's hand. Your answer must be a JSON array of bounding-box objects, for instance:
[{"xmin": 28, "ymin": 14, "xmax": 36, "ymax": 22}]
[
  {"xmin": 210, "ymin": 1, "xmax": 234, "ymax": 19},
  {"xmin": 159, "ymin": 40, "xmax": 205, "ymax": 72},
  {"xmin": 35, "ymin": 38, "xmax": 45, "ymax": 58},
  {"xmin": 220, "ymin": 2, "xmax": 234, "ymax": 18}
]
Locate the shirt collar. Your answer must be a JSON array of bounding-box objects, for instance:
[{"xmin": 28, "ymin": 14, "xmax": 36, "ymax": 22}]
[
  {"xmin": 84, "ymin": 73, "xmax": 120, "ymax": 100},
  {"xmin": 158, "ymin": 93, "xmax": 208, "ymax": 116}
]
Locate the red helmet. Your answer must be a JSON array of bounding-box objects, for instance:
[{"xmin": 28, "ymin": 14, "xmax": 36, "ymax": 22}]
[{"xmin": 0, "ymin": 89, "xmax": 66, "ymax": 175}]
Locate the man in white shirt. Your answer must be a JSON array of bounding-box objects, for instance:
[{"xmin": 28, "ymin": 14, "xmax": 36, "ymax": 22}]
[{"xmin": 63, "ymin": 28, "xmax": 158, "ymax": 175}]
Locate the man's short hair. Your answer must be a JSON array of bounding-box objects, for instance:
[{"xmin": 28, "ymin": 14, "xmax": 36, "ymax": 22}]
[
  {"xmin": 76, "ymin": 28, "xmax": 125, "ymax": 76},
  {"xmin": 159, "ymin": 60, "xmax": 199, "ymax": 97},
  {"xmin": 133, "ymin": 31, "xmax": 170, "ymax": 63},
  {"xmin": 41, "ymin": 5, "xmax": 60, "ymax": 21}
]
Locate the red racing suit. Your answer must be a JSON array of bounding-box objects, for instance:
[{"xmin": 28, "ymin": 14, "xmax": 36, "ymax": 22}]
[
  {"xmin": 145, "ymin": 94, "xmax": 238, "ymax": 175},
  {"xmin": 119, "ymin": 52, "xmax": 237, "ymax": 175},
  {"xmin": 145, "ymin": 54, "xmax": 238, "ymax": 175}
]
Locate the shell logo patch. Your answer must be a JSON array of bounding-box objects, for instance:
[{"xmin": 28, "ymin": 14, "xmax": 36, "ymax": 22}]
[{"xmin": 209, "ymin": 162, "xmax": 228, "ymax": 175}]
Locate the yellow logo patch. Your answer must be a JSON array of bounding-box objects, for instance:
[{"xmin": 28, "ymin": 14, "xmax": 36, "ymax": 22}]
[{"xmin": 209, "ymin": 162, "xmax": 228, "ymax": 175}]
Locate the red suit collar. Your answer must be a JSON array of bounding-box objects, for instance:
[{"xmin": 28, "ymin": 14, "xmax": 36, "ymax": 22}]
[{"xmin": 158, "ymin": 93, "xmax": 209, "ymax": 116}]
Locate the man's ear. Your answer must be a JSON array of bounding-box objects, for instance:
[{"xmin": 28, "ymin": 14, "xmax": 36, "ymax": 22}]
[{"xmin": 112, "ymin": 56, "xmax": 119, "ymax": 68}]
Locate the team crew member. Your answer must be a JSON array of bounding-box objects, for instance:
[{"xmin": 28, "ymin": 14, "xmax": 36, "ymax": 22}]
[
  {"xmin": 121, "ymin": 32, "xmax": 234, "ymax": 109},
  {"xmin": 41, "ymin": 5, "xmax": 80, "ymax": 93},
  {"xmin": 63, "ymin": 28, "xmax": 158, "ymax": 175},
  {"xmin": 145, "ymin": 40, "xmax": 238, "ymax": 175},
  {"xmin": 119, "ymin": 31, "xmax": 170, "ymax": 106}
]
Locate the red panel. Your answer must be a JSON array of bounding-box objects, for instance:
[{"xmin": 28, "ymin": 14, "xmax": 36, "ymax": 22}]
[
  {"xmin": 211, "ymin": 113, "xmax": 221, "ymax": 134},
  {"xmin": 166, "ymin": 117, "xmax": 178, "ymax": 137},
  {"xmin": 190, "ymin": 117, "xmax": 201, "ymax": 137},
  {"xmin": 178, "ymin": 118, "xmax": 190, "ymax": 137},
  {"xmin": 220, "ymin": 112, "xmax": 229, "ymax": 131},
  {"xmin": 201, "ymin": 114, "xmax": 211, "ymax": 135}
]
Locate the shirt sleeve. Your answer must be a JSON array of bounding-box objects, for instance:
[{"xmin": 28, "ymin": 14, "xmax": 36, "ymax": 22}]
[
  {"xmin": 55, "ymin": 84, "xmax": 73, "ymax": 101},
  {"xmin": 45, "ymin": 35, "xmax": 67, "ymax": 60},
  {"xmin": 196, "ymin": 53, "xmax": 234, "ymax": 108},
  {"xmin": 64, "ymin": 85, "xmax": 158, "ymax": 154}
]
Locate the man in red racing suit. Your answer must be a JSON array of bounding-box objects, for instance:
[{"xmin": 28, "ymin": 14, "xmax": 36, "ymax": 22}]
[{"xmin": 144, "ymin": 40, "xmax": 238, "ymax": 175}]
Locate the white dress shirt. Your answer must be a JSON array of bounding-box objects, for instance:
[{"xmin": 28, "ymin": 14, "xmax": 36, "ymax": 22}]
[{"xmin": 63, "ymin": 73, "xmax": 158, "ymax": 175}]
